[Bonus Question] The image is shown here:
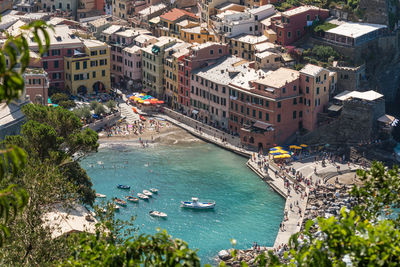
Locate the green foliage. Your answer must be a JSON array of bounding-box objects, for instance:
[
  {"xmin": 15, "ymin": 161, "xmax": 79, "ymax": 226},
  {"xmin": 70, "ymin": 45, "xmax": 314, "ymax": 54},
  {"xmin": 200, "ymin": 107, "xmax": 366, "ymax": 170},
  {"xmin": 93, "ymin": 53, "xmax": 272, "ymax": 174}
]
[
  {"xmin": 58, "ymin": 100, "xmax": 76, "ymax": 109},
  {"xmin": 90, "ymin": 101, "xmax": 100, "ymax": 110},
  {"xmin": 287, "ymin": 208, "xmax": 400, "ymax": 266},
  {"xmin": 50, "ymin": 93, "xmax": 69, "ymax": 104},
  {"xmin": 0, "ymin": 21, "xmax": 51, "ymax": 102},
  {"xmin": 314, "ymin": 22, "xmax": 338, "ymax": 32},
  {"xmin": 73, "ymin": 106, "xmax": 91, "ymax": 120},
  {"xmin": 351, "ymin": 162, "xmax": 400, "ymax": 221},
  {"xmin": 61, "ymin": 230, "xmax": 201, "ymax": 267},
  {"xmin": 312, "ymin": 45, "xmax": 340, "ymax": 61},
  {"xmin": 94, "ymin": 104, "xmax": 106, "ymax": 116},
  {"xmin": 105, "ymin": 100, "xmax": 117, "ymax": 110}
]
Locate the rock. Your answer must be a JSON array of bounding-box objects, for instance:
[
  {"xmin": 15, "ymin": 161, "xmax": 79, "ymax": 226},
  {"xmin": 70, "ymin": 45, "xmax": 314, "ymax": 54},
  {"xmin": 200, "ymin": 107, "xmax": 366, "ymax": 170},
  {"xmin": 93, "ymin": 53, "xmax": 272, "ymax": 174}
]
[{"xmin": 218, "ymin": 250, "xmax": 232, "ymax": 261}]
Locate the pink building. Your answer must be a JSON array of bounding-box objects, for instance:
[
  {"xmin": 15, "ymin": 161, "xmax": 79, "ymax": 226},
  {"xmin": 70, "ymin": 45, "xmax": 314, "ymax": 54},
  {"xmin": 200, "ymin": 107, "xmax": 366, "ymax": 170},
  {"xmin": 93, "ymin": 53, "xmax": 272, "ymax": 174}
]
[
  {"xmin": 28, "ymin": 25, "xmax": 83, "ymax": 92},
  {"xmin": 177, "ymin": 42, "xmax": 229, "ymax": 115},
  {"xmin": 123, "ymin": 45, "xmax": 142, "ymax": 81},
  {"xmin": 23, "ymin": 68, "xmax": 49, "ymax": 105}
]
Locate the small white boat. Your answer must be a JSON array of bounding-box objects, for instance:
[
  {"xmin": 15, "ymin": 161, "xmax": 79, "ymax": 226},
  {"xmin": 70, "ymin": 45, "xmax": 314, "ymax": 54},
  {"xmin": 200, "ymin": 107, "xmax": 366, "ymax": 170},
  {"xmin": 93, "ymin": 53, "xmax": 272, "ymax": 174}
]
[
  {"xmin": 150, "ymin": 188, "xmax": 158, "ymax": 193},
  {"xmin": 96, "ymin": 193, "xmax": 106, "ymax": 198},
  {"xmin": 181, "ymin": 197, "xmax": 216, "ymax": 209},
  {"xmin": 143, "ymin": 190, "xmax": 153, "ymax": 197},
  {"xmin": 137, "ymin": 193, "xmax": 149, "ymax": 200},
  {"xmin": 149, "ymin": 210, "xmax": 167, "ymax": 218}
]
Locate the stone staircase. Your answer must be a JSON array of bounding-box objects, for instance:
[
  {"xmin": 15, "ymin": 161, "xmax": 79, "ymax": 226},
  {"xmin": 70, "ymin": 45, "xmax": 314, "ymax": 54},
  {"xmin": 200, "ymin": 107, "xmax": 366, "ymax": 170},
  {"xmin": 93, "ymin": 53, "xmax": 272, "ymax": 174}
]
[{"xmin": 119, "ymin": 103, "xmax": 140, "ymax": 124}]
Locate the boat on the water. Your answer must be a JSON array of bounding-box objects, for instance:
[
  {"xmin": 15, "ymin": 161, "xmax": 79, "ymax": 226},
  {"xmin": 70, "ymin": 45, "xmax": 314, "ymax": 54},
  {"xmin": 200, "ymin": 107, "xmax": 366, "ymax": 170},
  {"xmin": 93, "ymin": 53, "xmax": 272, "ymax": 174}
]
[
  {"xmin": 149, "ymin": 210, "xmax": 167, "ymax": 218},
  {"xmin": 181, "ymin": 197, "xmax": 216, "ymax": 209},
  {"xmin": 149, "ymin": 188, "xmax": 158, "ymax": 193},
  {"xmin": 96, "ymin": 193, "xmax": 106, "ymax": 198},
  {"xmin": 126, "ymin": 195, "xmax": 139, "ymax": 202},
  {"xmin": 102, "ymin": 204, "xmax": 120, "ymax": 213},
  {"xmin": 137, "ymin": 193, "xmax": 149, "ymax": 200},
  {"xmin": 143, "ymin": 190, "xmax": 153, "ymax": 197},
  {"xmin": 114, "ymin": 198, "xmax": 127, "ymax": 207},
  {"xmin": 117, "ymin": 184, "xmax": 130, "ymax": 190}
]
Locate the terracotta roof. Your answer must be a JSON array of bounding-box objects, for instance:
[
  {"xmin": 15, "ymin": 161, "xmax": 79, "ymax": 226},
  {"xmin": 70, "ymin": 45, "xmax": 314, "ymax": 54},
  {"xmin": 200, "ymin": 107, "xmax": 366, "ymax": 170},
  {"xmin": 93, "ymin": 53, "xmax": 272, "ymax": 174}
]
[{"xmin": 160, "ymin": 8, "xmax": 198, "ymax": 22}]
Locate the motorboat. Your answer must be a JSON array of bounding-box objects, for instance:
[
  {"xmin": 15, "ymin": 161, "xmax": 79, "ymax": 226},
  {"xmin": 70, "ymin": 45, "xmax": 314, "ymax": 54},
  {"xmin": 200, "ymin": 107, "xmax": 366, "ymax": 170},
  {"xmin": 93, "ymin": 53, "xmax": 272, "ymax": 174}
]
[
  {"xmin": 96, "ymin": 193, "xmax": 106, "ymax": 198},
  {"xmin": 181, "ymin": 197, "xmax": 216, "ymax": 209},
  {"xmin": 149, "ymin": 188, "xmax": 158, "ymax": 193},
  {"xmin": 143, "ymin": 190, "xmax": 153, "ymax": 197},
  {"xmin": 114, "ymin": 198, "xmax": 127, "ymax": 207},
  {"xmin": 126, "ymin": 195, "xmax": 139, "ymax": 203},
  {"xmin": 149, "ymin": 210, "xmax": 167, "ymax": 218},
  {"xmin": 117, "ymin": 184, "xmax": 130, "ymax": 190},
  {"xmin": 137, "ymin": 193, "xmax": 149, "ymax": 200}
]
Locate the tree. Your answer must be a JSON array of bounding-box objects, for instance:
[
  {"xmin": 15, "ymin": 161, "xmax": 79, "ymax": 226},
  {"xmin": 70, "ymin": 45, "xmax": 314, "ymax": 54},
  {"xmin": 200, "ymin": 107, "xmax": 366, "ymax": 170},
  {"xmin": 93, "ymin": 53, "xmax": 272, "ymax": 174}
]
[
  {"xmin": 50, "ymin": 93, "xmax": 69, "ymax": 104},
  {"xmin": 94, "ymin": 104, "xmax": 106, "ymax": 116},
  {"xmin": 58, "ymin": 100, "xmax": 76, "ymax": 109},
  {"xmin": 90, "ymin": 101, "xmax": 100, "ymax": 110},
  {"xmin": 0, "ymin": 20, "xmax": 51, "ymax": 246},
  {"xmin": 312, "ymin": 45, "xmax": 339, "ymax": 62},
  {"xmin": 105, "ymin": 100, "xmax": 116, "ymax": 111},
  {"xmin": 60, "ymin": 230, "xmax": 201, "ymax": 267}
]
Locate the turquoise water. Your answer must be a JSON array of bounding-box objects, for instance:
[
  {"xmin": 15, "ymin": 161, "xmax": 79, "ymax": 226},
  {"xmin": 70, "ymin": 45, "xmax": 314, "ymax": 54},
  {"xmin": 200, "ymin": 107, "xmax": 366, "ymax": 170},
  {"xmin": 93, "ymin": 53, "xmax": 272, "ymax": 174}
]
[{"xmin": 81, "ymin": 142, "xmax": 285, "ymax": 264}]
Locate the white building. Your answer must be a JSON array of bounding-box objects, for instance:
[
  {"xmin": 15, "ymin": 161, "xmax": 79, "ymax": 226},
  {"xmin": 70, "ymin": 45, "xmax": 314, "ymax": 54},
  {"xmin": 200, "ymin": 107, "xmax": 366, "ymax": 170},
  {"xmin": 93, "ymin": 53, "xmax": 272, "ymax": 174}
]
[{"xmin": 212, "ymin": 4, "xmax": 275, "ymax": 37}]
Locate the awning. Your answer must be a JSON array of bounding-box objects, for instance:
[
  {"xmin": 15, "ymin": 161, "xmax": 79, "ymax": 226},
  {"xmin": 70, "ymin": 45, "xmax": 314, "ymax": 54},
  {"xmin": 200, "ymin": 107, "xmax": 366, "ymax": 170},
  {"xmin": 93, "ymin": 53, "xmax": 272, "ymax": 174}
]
[
  {"xmin": 377, "ymin": 114, "xmax": 395, "ymax": 124},
  {"xmin": 328, "ymin": 104, "xmax": 343, "ymax": 112},
  {"xmin": 192, "ymin": 110, "xmax": 199, "ymax": 114},
  {"xmin": 253, "ymin": 121, "xmax": 272, "ymax": 130}
]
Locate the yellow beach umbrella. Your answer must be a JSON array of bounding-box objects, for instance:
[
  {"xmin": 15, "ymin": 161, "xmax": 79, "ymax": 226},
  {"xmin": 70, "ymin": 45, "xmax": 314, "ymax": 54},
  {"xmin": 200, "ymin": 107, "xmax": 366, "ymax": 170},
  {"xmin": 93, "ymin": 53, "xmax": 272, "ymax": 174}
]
[
  {"xmin": 274, "ymin": 154, "xmax": 291, "ymax": 159},
  {"xmin": 290, "ymin": 145, "xmax": 302, "ymax": 150},
  {"xmin": 300, "ymin": 144, "xmax": 308, "ymax": 147}
]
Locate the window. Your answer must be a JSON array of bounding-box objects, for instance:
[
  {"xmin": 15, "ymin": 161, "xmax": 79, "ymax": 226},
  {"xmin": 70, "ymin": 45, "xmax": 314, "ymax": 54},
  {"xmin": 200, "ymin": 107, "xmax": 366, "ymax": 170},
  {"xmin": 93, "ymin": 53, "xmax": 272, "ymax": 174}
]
[
  {"xmin": 297, "ymin": 30, "xmax": 301, "ymax": 37},
  {"xmin": 306, "ymin": 86, "xmax": 309, "ymax": 94},
  {"xmin": 100, "ymin": 49, "xmax": 107, "ymax": 55},
  {"xmin": 83, "ymin": 61, "xmax": 87, "ymax": 69},
  {"xmin": 288, "ymin": 31, "xmax": 291, "ymax": 38},
  {"xmin": 305, "ymin": 76, "xmax": 309, "ymax": 82},
  {"xmin": 51, "ymin": 49, "xmax": 60, "ymax": 56},
  {"xmin": 59, "ymin": 2, "xmax": 62, "ymax": 8},
  {"xmin": 299, "ymin": 111, "xmax": 303, "ymax": 118},
  {"xmin": 293, "ymin": 98, "xmax": 297, "ymax": 105},
  {"xmin": 75, "ymin": 62, "xmax": 80, "ymax": 70},
  {"xmin": 102, "ymin": 70, "xmax": 105, "ymax": 76},
  {"xmin": 252, "ymin": 109, "xmax": 256, "ymax": 117},
  {"xmin": 246, "ymin": 108, "xmax": 249, "ymax": 115},
  {"xmin": 277, "ymin": 114, "xmax": 281, "ymax": 122},
  {"xmin": 324, "ymin": 86, "xmax": 326, "ymax": 92},
  {"xmin": 265, "ymin": 113, "xmax": 269, "ymax": 121},
  {"xmin": 91, "ymin": 50, "xmax": 98, "ymax": 56},
  {"xmin": 259, "ymin": 111, "xmax": 262, "ymax": 119},
  {"xmin": 66, "ymin": 62, "xmax": 69, "ymax": 69},
  {"xmin": 307, "ymin": 14, "xmax": 310, "ymax": 21},
  {"xmin": 218, "ymin": 48, "xmax": 222, "ymax": 54},
  {"xmin": 282, "ymin": 87, "xmax": 286, "ymax": 93},
  {"xmin": 210, "ymin": 50, "xmax": 214, "ymax": 55},
  {"xmin": 93, "ymin": 71, "xmax": 96, "ymax": 78},
  {"xmin": 54, "ymin": 61, "xmax": 59, "ymax": 68},
  {"xmin": 293, "ymin": 85, "xmax": 296, "ymax": 91},
  {"xmin": 265, "ymin": 100, "xmax": 269, "ymax": 107},
  {"xmin": 43, "ymin": 61, "xmax": 48, "ymax": 69},
  {"xmin": 277, "ymin": 102, "xmax": 281, "ymax": 108},
  {"xmin": 293, "ymin": 111, "xmax": 297, "ymax": 119},
  {"xmin": 316, "ymin": 87, "xmax": 319, "ymax": 95}
]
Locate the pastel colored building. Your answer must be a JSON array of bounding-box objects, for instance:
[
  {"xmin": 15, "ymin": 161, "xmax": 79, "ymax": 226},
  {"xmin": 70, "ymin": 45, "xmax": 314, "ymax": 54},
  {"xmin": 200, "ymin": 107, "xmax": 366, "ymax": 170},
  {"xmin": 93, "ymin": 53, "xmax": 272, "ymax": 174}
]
[
  {"xmin": 180, "ymin": 26, "xmax": 215, "ymax": 43},
  {"xmin": 28, "ymin": 25, "xmax": 84, "ymax": 92},
  {"xmin": 77, "ymin": 0, "xmax": 105, "ymax": 19},
  {"xmin": 226, "ymin": 34, "xmax": 268, "ymax": 61},
  {"xmin": 177, "ymin": 42, "xmax": 229, "ymax": 115},
  {"xmin": 159, "ymin": 8, "xmax": 199, "ymax": 38},
  {"xmin": 270, "ymin": 5, "xmax": 329, "ymax": 46},
  {"xmin": 23, "ymin": 68, "xmax": 49, "ymax": 105},
  {"xmin": 0, "ymin": 0, "xmax": 13, "ymax": 13},
  {"xmin": 190, "ymin": 55, "xmax": 243, "ymax": 128},
  {"xmin": 299, "ymin": 64, "xmax": 331, "ymax": 131},
  {"xmin": 123, "ymin": 45, "xmax": 142, "ymax": 82},
  {"xmin": 64, "ymin": 39, "xmax": 111, "ymax": 95}
]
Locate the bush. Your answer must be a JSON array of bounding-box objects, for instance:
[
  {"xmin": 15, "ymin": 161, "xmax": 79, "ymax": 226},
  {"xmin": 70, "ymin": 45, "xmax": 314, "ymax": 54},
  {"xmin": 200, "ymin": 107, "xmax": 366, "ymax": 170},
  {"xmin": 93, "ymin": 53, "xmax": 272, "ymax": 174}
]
[
  {"xmin": 312, "ymin": 45, "xmax": 339, "ymax": 61},
  {"xmin": 94, "ymin": 105, "xmax": 106, "ymax": 116},
  {"xmin": 58, "ymin": 100, "xmax": 76, "ymax": 109},
  {"xmin": 105, "ymin": 100, "xmax": 117, "ymax": 110},
  {"xmin": 90, "ymin": 101, "xmax": 100, "ymax": 110},
  {"xmin": 50, "ymin": 93, "xmax": 69, "ymax": 104},
  {"xmin": 73, "ymin": 107, "xmax": 91, "ymax": 120}
]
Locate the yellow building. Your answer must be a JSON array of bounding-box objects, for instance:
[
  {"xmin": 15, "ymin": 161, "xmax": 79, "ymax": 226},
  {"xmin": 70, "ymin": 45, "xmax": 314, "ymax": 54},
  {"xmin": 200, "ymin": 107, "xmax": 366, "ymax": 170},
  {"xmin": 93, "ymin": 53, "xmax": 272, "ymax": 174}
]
[
  {"xmin": 64, "ymin": 39, "xmax": 111, "ymax": 95},
  {"xmin": 180, "ymin": 26, "xmax": 215, "ymax": 43}
]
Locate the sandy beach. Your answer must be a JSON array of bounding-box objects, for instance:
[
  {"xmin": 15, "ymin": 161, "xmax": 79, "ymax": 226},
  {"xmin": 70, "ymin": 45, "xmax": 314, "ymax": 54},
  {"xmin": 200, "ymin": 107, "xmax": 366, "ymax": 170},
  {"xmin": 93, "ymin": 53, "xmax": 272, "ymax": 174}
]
[{"xmin": 98, "ymin": 118, "xmax": 204, "ymax": 146}]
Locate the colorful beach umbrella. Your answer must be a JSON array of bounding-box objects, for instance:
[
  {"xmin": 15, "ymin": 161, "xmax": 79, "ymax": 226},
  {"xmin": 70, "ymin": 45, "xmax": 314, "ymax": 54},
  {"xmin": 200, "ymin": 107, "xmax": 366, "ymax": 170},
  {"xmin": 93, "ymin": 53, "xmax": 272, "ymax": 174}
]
[
  {"xmin": 300, "ymin": 144, "xmax": 308, "ymax": 147},
  {"xmin": 274, "ymin": 154, "xmax": 291, "ymax": 159}
]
